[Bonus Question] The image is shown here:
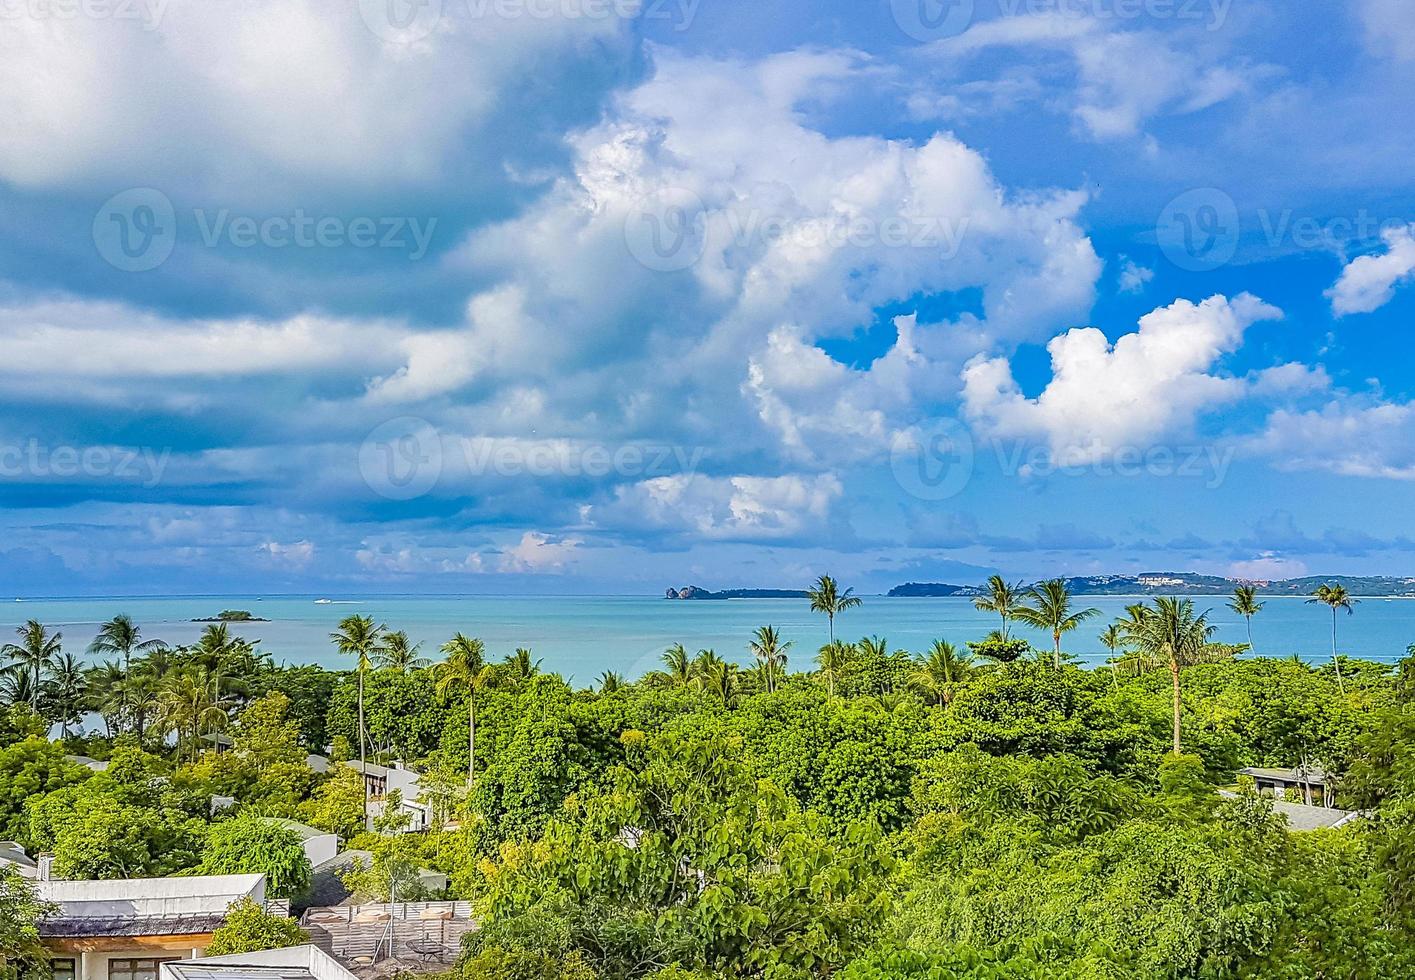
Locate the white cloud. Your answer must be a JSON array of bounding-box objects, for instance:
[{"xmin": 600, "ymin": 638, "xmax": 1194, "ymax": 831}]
[
  {"xmin": 259, "ymin": 539, "xmax": 316, "ymax": 567},
  {"xmin": 0, "ymin": 0, "xmax": 634, "ymax": 195},
  {"xmin": 932, "ymin": 15, "xmax": 1267, "ymax": 140},
  {"xmin": 1228, "ymin": 555, "xmax": 1310, "ymax": 581},
  {"xmin": 593, "ymin": 473, "xmax": 843, "ymax": 542},
  {"xmin": 497, "ymin": 531, "xmax": 583, "ymax": 572},
  {"xmin": 1326, "ymin": 223, "xmax": 1415, "ymax": 315},
  {"xmin": 1251, "ymin": 400, "xmax": 1415, "ymax": 480},
  {"xmin": 1117, "ymin": 257, "xmax": 1154, "ymax": 294},
  {"xmin": 962, "ymin": 293, "xmax": 1283, "ymax": 463},
  {"xmin": 1358, "ymin": 0, "xmax": 1415, "ymax": 61}
]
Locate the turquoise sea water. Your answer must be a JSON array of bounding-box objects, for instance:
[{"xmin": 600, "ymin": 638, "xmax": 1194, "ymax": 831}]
[{"xmin": 3, "ymin": 594, "xmax": 1414, "ymax": 680}]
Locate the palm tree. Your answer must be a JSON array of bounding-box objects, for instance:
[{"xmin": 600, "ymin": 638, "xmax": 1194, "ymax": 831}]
[
  {"xmin": 331, "ymin": 615, "xmax": 384, "ymax": 800},
  {"xmin": 974, "ymin": 575, "xmax": 1025, "ymax": 640},
  {"xmin": 697, "ymin": 658, "xmax": 739, "ymax": 708},
  {"xmin": 661, "ymin": 643, "xmax": 693, "ymax": 687},
  {"xmin": 1228, "ymin": 586, "xmax": 1264, "ymax": 655},
  {"xmin": 436, "ymin": 634, "xmax": 497, "ymax": 786},
  {"xmin": 500, "ymin": 648, "xmax": 542, "ymax": 691},
  {"xmin": 2, "ymin": 621, "xmax": 62, "ymax": 710},
  {"xmin": 376, "ymin": 631, "xmax": 429, "ymax": 673},
  {"xmin": 807, "ymin": 575, "xmax": 862, "ymax": 645},
  {"xmin": 0, "ymin": 669, "xmax": 38, "ymax": 710},
  {"xmin": 1126, "ymin": 598, "xmax": 1217, "ymax": 755},
  {"xmin": 598, "ymin": 671, "xmax": 623, "ymax": 693},
  {"xmin": 748, "ymin": 626, "xmax": 792, "ymax": 694},
  {"xmin": 815, "ymin": 640, "xmax": 854, "ymax": 699},
  {"xmin": 1013, "ymin": 579, "xmax": 1099, "ymax": 669},
  {"xmin": 157, "ymin": 667, "xmax": 230, "ymax": 761},
  {"xmin": 909, "ymin": 639, "xmax": 972, "ymax": 707},
  {"xmin": 1308, "ymin": 584, "xmax": 1357, "ymax": 694},
  {"xmin": 46, "ymin": 653, "xmax": 88, "ymax": 740},
  {"xmin": 1099, "ymin": 623, "xmax": 1124, "ymax": 690},
  {"xmin": 190, "ymin": 624, "xmax": 252, "ymax": 706},
  {"xmin": 87, "ymin": 614, "xmax": 165, "ymax": 686},
  {"xmin": 87, "ymin": 659, "xmax": 127, "ymax": 737}
]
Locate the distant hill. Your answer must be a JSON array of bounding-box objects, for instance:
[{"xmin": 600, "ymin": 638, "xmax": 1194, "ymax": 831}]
[
  {"xmin": 666, "ymin": 586, "xmax": 810, "ymax": 600},
  {"xmin": 889, "ymin": 573, "xmax": 1415, "ymax": 598}
]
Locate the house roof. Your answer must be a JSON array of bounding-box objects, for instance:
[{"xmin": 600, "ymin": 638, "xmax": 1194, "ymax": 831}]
[
  {"xmin": 163, "ymin": 946, "xmax": 355, "ymax": 980},
  {"xmin": 36, "ymin": 874, "xmax": 264, "ymax": 938},
  {"xmin": 1239, "ymin": 766, "xmax": 1329, "ymax": 782},
  {"xmin": 260, "ymin": 818, "xmax": 329, "ymax": 841},
  {"xmin": 0, "ymin": 841, "xmax": 36, "ymax": 870},
  {"xmin": 1272, "ymin": 801, "xmax": 1362, "ymax": 832}
]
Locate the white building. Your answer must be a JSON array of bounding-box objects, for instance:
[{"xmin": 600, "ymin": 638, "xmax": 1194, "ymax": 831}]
[
  {"xmin": 36, "ymin": 874, "xmax": 267, "ymax": 980},
  {"xmin": 160, "ymin": 946, "xmax": 355, "ymax": 980},
  {"xmin": 341, "ymin": 761, "xmax": 430, "ymax": 832},
  {"xmin": 259, "ymin": 818, "xmax": 339, "ymax": 868}
]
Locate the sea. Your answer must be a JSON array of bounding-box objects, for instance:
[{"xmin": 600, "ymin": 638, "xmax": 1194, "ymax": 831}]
[{"xmin": 4, "ymin": 594, "xmax": 1414, "ymax": 682}]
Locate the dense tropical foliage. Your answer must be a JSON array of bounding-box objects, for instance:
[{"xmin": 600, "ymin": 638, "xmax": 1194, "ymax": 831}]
[{"xmin": 3, "ymin": 582, "xmax": 1415, "ymax": 978}]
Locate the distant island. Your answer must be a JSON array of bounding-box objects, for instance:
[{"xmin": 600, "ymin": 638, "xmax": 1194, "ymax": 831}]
[
  {"xmin": 666, "ymin": 586, "xmax": 810, "ymax": 600},
  {"xmin": 889, "ymin": 573, "xmax": 1415, "ymax": 598},
  {"xmin": 191, "ymin": 609, "xmax": 269, "ymax": 622}
]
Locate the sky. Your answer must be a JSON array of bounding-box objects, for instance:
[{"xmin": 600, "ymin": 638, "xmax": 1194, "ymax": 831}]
[{"xmin": 3, "ymin": 0, "xmax": 1415, "ymax": 596}]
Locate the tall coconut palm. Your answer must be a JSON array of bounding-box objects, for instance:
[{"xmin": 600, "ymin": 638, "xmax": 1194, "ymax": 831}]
[
  {"xmin": 87, "ymin": 614, "xmax": 165, "ymax": 685},
  {"xmin": 331, "ymin": 615, "xmax": 384, "ymax": 801},
  {"xmin": 1013, "ymin": 579, "xmax": 1099, "ymax": 670},
  {"xmin": 1307, "ymin": 584, "xmax": 1357, "ymax": 694},
  {"xmin": 815, "ymin": 640, "xmax": 854, "ymax": 699},
  {"xmin": 748, "ymin": 626, "xmax": 792, "ymax": 694},
  {"xmin": 974, "ymin": 575, "xmax": 1026, "ymax": 640},
  {"xmin": 190, "ymin": 624, "xmax": 253, "ymax": 707},
  {"xmin": 1127, "ymin": 598, "xmax": 1217, "ymax": 755},
  {"xmin": 501, "ymin": 648, "xmax": 542, "ymax": 691},
  {"xmin": 910, "ymin": 639, "xmax": 972, "ymax": 707},
  {"xmin": 2, "ymin": 621, "xmax": 62, "ymax": 710},
  {"xmin": 697, "ymin": 658, "xmax": 739, "ymax": 708},
  {"xmin": 1099, "ymin": 623, "xmax": 1124, "ymax": 690},
  {"xmin": 1228, "ymin": 585, "xmax": 1264, "ymax": 655},
  {"xmin": 436, "ymin": 634, "xmax": 497, "ymax": 786},
  {"xmin": 86, "ymin": 659, "xmax": 127, "ymax": 737},
  {"xmin": 376, "ymin": 631, "xmax": 429, "ymax": 673},
  {"xmin": 157, "ymin": 666, "xmax": 230, "ymax": 762},
  {"xmin": 661, "ymin": 643, "xmax": 693, "ymax": 687},
  {"xmin": 46, "ymin": 653, "xmax": 88, "ymax": 740},
  {"xmin": 806, "ymin": 575, "xmax": 862, "ymax": 645}
]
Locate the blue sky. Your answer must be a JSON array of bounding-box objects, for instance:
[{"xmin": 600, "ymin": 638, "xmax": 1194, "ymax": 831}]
[{"xmin": 3, "ymin": 0, "xmax": 1415, "ymax": 596}]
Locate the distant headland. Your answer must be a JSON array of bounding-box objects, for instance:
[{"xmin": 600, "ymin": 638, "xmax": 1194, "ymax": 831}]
[
  {"xmin": 890, "ymin": 573, "xmax": 1415, "ymax": 598},
  {"xmin": 666, "ymin": 586, "xmax": 810, "ymax": 600}
]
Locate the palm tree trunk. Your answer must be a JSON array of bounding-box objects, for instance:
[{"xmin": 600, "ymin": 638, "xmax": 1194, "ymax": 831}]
[
  {"xmin": 358, "ymin": 665, "xmax": 368, "ymax": 813},
  {"xmin": 1053, "ymin": 631, "xmax": 1061, "ymax": 670},
  {"xmin": 1170, "ymin": 658, "xmax": 1182, "ymax": 755},
  {"xmin": 828, "ymin": 613, "xmax": 835, "ymax": 645},
  {"xmin": 1331, "ymin": 610, "xmax": 1346, "ymax": 694},
  {"xmin": 1246, "ymin": 616, "xmax": 1254, "ymax": 654}
]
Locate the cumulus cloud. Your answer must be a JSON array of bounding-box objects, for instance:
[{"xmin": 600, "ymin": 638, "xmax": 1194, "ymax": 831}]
[
  {"xmin": 1326, "ymin": 223, "xmax": 1415, "ymax": 315},
  {"xmin": 1250, "ymin": 400, "xmax": 1415, "ymax": 479},
  {"xmin": 497, "ymin": 531, "xmax": 583, "ymax": 572},
  {"xmin": 592, "ymin": 473, "xmax": 844, "ymax": 542},
  {"xmin": 927, "ymin": 15, "xmax": 1268, "ymax": 140},
  {"xmin": 961, "ymin": 294, "xmax": 1282, "ymax": 463},
  {"xmin": 1117, "ymin": 257, "xmax": 1154, "ymax": 294},
  {"xmin": 0, "ymin": 0, "xmax": 636, "ymax": 196}
]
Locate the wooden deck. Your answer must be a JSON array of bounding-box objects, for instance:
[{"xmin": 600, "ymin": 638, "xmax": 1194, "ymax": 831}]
[{"xmin": 300, "ymin": 902, "xmax": 476, "ymax": 967}]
